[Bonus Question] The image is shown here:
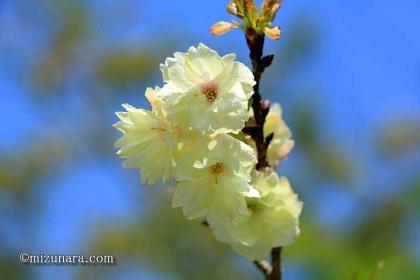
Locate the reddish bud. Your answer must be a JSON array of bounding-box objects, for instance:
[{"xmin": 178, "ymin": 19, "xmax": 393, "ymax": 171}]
[
  {"xmin": 227, "ymin": 1, "xmax": 239, "ymax": 17},
  {"xmin": 264, "ymin": 26, "xmax": 281, "ymax": 40},
  {"xmin": 261, "ymin": 99, "xmax": 271, "ymax": 110},
  {"xmin": 210, "ymin": 21, "xmax": 236, "ymax": 36}
]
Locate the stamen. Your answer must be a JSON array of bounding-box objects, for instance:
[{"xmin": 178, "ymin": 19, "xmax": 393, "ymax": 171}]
[
  {"xmin": 201, "ymin": 82, "xmax": 218, "ymax": 103},
  {"xmin": 246, "ymin": 198, "xmax": 259, "ymax": 213},
  {"xmin": 209, "ymin": 162, "xmax": 225, "ymax": 175}
]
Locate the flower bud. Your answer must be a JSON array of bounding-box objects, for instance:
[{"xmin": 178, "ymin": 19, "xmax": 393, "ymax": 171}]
[
  {"xmin": 264, "ymin": 26, "xmax": 281, "ymax": 40},
  {"xmin": 227, "ymin": 1, "xmax": 239, "ymax": 17},
  {"xmin": 261, "ymin": 0, "xmax": 277, "ymax": 14},
  {"xmin": 245, "ymin": 0, "xmax": 258, "ymax": 25},
  {"xmin": 261, "ymin": 99, "xmax": 270, "ymax": 109},
  {"xmin": 272, "ymin": 2, "xmax": 281, "ymax": 14},
  {"xmin": 244, "ymin": 0, "xmax": 256, "ymax": 10},
  {"xmin": 260, "ymin": 0, "xmax": 282, "ymax": 26},
  {"xmin": 210, "ymin": 21, "xmax": 236, "ymax": 36}
]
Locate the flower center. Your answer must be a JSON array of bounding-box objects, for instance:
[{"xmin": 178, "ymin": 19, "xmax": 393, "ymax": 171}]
[
  {"xmin": 201, "ymin": 82, "xmax": 218, "ymax": 103},
  {"xmin": 246, "ymin": 198, "xmax": 260, "ymax": 213},
  {"xmin": 209, "ymin": 162, "xmax": 225, "ymax": 175}
]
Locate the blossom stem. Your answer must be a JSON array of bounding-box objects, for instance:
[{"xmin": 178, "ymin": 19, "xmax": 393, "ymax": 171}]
[
  {"xmin": 243, "ymin": 27, "xmax": 282, "ymax": 280},
  {"xmin": 271, "ymin": 247, "xmax": 282, "ymax": 280}
]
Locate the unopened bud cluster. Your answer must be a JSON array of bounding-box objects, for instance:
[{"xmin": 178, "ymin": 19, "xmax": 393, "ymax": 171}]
[{"xmin": 211, "ymin": 0, "xmax": 283, "ymax": 40}]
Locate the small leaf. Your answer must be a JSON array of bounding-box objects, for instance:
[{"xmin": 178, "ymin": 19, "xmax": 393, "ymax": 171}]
[
  {"xmin": 265, "ymin": 133, "xmax": 274, "ymax": 147},
  {"xmin": 261, "ymin": 54, "xmax": 274, "ymax": 68}
]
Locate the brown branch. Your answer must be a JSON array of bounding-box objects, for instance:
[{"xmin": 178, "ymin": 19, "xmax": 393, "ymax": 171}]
[
  {"xmin": 270, "ymin": 247, "xmax": 282, "ymax": 280},
  {"xmin": 242, "ymin": 27, "xmax": 283, "ymax": 280},
  {"xmin": 243, "ymin": 28, "xmax": 273, "ymax": 170}
]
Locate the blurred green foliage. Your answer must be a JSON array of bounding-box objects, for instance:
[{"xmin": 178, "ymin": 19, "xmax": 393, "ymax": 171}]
[
  {"xmin": 83, "ymin": 192, "xmax": 257, "ymax": 280},
  {"xmin": 294, "ymin": 102, "xmax": 353, "ymax": 183},
  {"xmin": 378, "ymin": 119, "xmax": 420, "ymax": 157},
  {"xmin": 0, "ymin": 259, "xmax": 28, "ymax": 280},
  {"xmin": 96, "ymin": 50, "xmax": 158, "ymax": 86},
  {"xmin": 33, "ymin": 3, "xmax": 88, "ymax": 92},
  {"xmin": 0, "ymin": 136, "xmax": 70, "ymax": 199}
]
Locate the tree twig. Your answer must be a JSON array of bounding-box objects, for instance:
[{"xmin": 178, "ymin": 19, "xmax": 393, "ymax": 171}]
[
  {"xmin": 243, "ymin": 28, "xmax": 272, "ymax": 170},
  {"xmin": 242, "ymin": 27, "xmax": 283, "ymax": 280},
  {"xmin": 270, "ymin": 247, "xmax": 282, "ymax": 280}
]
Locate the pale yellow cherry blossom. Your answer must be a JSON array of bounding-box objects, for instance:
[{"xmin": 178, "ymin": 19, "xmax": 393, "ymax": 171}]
[
  {"xmin": 172, "ymin": 134, "xmax": 259, "ymax": 223},
  {"xmin": 246, "ymin": 103, "xmax": 294, "ymax": 166},
  {"xmin": 114, "ymin": 87, "xmax": 181, "ymax": 184},
  {"xmin": 264, "ymin": 103, "xmax": 294, "ymax": 165},
  {"xmin": 157, "ymin": 43, "xmax": 255, "ymax": 134},
  {"xmin": 209, "ymin": 169, "xmax": 302, "ymax": 260}
]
